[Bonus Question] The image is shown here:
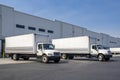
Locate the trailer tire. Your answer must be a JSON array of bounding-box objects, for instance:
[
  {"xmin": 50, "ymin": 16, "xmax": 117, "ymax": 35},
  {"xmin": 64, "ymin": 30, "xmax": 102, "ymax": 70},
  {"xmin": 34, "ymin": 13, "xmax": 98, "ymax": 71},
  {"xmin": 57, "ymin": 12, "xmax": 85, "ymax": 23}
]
[
  {"xmin": 98, "ymin": 54, "xmax": 105, "ymax": 61},
  {"xmin": 13, "ymin": 54, "xmax": 19, "ymax": 60},
  {"xmin": 61, "ymin": 54, "xmax": 67, "ymax": 59},
  {"xmin": 41, "ymin": 55, "xmax": 49, "ymax": 63}
]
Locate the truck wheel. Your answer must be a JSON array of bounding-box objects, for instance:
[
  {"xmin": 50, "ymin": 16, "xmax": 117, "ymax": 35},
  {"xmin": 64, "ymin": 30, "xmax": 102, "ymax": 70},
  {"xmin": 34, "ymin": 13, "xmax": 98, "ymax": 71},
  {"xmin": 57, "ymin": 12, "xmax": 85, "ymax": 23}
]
[
  {"xmin": 13, "ymin": 54, "xmax": 19, "ymax": 60},
  {"xmin": 54, "ymin": 59, "xmax": 60, "ymax": 63},
  {"xmin": 10, "ymin": 54, "xmax": 13, "ymax": 59},
  {"xmin": 23, "ymin": 57, "xmax": 29, "ymax": 60},
  {"xmin": 61, "ymin": 54, "xmax": 67, "ymax": 59},
  {"xmin": 98, "ymin": 54, "xmax": 105, "ymax": 61},
  {"xmin": 105, "ymin": 57, "xmax": 110, "ymax": 61},
  {"xmin": 42, "ymin": 55, "xmax": 49, "ymax": 63},
  {"xmin": 37, "ymin": 56, "xmax": 42, "ymax": 62},
  {"xmin": 68, "ymin": 56, "xmax": 74, "ymax": 59},
  {"xmin": 11, "ymin": 56, "xmax": 13, "ymax": 59}
]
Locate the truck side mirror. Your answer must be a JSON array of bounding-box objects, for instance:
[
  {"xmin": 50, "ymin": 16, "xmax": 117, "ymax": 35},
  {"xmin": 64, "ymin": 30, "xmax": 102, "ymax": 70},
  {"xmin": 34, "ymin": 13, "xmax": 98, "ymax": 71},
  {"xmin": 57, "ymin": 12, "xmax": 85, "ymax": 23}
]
[
  {"xmin": 38, "ymin": 44, "xmax": 42, "ymax": 50},
  {"xmin": 53, "ymin": 45, "xmax": 55, "ymax": 48}
]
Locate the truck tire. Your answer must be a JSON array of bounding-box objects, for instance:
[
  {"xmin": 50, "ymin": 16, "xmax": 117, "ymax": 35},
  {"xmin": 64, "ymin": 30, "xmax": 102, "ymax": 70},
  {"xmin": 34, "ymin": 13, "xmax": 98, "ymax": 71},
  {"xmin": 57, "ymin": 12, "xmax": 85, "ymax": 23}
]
[
  {"xmin": 61, "ymin": 54, "xmax": 67, "ymax": 59},
  {"xmin": 41, "ymin": 55, "xmax": 49, "ymax": 63},
  {"xmin": 105, "ymin": 57, "xmax": 110, "ymax": 61},
  {"xmin": 54, "ymin": 59, "xmax": 60, "ymax": 63},
  {"xmin": 10, "ymin": 54, "xmax": 13, "ymax": 59},
  {"xmin": 37, "ymin": 56, "xmax": 42, "ymax": 62},
  {"xmin": 23, "ymin": 57, "xmax": 29, "ymax": 60},
  {"xmin": 68, "ymin": 56, "xmax": 74, "ymax": 59},
  {"xmin": 13, "ymin": 54, "xmax": 19, "ymax": 60},
  {"xmin": 98, "ymin": 54, "xmax": 105, "ymax": 61}
]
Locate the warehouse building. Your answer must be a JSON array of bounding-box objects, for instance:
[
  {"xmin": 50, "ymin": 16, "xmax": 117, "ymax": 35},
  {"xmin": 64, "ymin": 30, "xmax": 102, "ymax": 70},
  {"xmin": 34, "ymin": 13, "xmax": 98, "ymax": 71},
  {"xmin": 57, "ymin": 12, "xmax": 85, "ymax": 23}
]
[{"xmin": 0, "ymin": 4, "xmax": 120, "ymax": 57}]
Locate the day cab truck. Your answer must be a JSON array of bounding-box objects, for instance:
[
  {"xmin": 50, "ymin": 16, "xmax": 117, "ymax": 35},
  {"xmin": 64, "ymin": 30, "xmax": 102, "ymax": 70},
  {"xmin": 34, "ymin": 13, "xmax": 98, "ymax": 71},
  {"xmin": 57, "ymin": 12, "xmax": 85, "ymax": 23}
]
[
  {"xmin": 52, "ymin": 36, "xmax": 112, "ymax": 61},
  {"xmin": 5, "ymin": 33, "xmax": 61, "ymax": 63}
]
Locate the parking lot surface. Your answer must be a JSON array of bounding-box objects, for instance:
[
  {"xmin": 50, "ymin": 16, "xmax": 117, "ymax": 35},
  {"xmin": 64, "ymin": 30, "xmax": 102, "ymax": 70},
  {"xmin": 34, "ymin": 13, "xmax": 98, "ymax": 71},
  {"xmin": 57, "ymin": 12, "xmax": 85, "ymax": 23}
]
[{"xmin": 0, "ymin": 55, "xmax": 120, "ymax": 80}]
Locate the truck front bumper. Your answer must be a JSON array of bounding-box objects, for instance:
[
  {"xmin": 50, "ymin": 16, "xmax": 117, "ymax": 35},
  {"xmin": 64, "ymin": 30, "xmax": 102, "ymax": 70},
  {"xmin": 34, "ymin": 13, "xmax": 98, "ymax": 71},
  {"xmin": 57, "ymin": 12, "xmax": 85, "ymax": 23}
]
[
  {"xmin": 48, "ymin": 56, "xmax": 61, "ymax": 60},
  {"xmin": 104, "ymin": 54, "xmax": 112, "ymax": 58}
]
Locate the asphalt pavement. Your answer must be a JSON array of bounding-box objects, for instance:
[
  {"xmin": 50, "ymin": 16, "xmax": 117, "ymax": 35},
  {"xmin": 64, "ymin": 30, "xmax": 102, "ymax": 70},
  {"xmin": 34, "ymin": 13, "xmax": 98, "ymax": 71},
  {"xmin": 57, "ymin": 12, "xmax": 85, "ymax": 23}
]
[{"xmin": 0, "ymin": 55, "xmax": 120, "ymax": 80}]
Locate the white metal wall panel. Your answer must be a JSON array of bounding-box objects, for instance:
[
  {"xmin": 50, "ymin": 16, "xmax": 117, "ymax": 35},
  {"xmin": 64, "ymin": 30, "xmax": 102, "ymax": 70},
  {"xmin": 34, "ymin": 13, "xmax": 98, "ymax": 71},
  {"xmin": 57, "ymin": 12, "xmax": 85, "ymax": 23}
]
[
  {"xmin": 73, "ymin": 25, "xmax": 84, "ymax": 37},
  {"xmin": 0, "ymin": 6, "xmax": 2, "ymax": 37},
  {"xmin": 108, "ymin": 36, "xmax": 118, "ymax": 47},
  {"xmin": 14, "ymin": 11, "xmax": 61, "ymax": 39},
  {"xmin": 1, "ymin": 6, "xmax": 15, "ymax": 37},
  {"xmin": 35, "ymin": 34, "xmax": 50, "ymax": 44},
  {"xmin": 0, "ymin": 15, "xmax": 2, "ymax": 38},
  {"xmin": 83, "ymin": 29, "xmax": 99, "ymax": 38},
  {"xmin": 99, "ymin": 33, "xmax": 109, "ymax": 47},
  {"xmin": 116, "ymin": 38, "xmax": 120, "ymax": 47},
  {"xmin": 0, "ymin": 40, "xmax": 1, "ymax": 53},
  {"xmin": 61, "ymin": 22, "xmax": 73, "ymax": 38}
]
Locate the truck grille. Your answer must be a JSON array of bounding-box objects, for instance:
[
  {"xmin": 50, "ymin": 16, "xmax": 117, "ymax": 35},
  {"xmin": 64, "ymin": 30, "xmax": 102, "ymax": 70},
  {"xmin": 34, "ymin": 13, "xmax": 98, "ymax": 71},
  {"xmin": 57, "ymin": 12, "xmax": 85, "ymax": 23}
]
[{"xmin": 54, "ymin": 52, "xmax": 60, "ymax": 56}]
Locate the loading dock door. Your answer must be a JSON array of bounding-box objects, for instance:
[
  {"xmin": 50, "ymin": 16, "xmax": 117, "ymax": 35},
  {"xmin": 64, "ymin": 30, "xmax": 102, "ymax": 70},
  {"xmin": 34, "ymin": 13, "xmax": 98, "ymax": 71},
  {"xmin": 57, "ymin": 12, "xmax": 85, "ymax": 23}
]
[{"xmin": 0, "ymin": 40, "xmax": 5, "ymax": 58}]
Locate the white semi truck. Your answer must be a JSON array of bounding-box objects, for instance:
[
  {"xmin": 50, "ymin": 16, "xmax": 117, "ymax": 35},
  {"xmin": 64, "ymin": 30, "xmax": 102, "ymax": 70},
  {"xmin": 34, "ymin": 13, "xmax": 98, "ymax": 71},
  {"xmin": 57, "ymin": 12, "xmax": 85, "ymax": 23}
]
[
  {"xmin": 52, "ymin": 36, "xmax": 112, "ymax": 61},
  {"xmin": 5, "ymin": 33, "xmax": 61, "ymax": 63}
]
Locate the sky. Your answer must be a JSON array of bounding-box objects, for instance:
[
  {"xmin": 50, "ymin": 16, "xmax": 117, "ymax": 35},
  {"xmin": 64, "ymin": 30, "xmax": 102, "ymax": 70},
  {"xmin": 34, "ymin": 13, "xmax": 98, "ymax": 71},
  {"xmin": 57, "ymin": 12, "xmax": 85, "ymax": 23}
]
[{"xmin": 0, "ymin": 0, "xmax": 120, "ymax": 37}]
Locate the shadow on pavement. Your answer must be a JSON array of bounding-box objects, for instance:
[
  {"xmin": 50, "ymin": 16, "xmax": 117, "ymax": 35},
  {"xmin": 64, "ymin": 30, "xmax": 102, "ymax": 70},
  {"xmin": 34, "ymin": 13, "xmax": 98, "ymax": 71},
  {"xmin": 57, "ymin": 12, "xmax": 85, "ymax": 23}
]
[{"xmin": 71, "ymin": 58, "xmax": 118, "ymax": 62}]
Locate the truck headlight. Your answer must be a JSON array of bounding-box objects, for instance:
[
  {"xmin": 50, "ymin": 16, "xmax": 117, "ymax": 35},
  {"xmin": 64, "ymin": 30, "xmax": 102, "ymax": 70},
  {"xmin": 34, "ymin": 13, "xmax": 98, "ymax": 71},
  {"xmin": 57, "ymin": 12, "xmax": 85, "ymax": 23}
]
[{"xmin": 48, "ymin": 53, "xmax": 53, "ymax": 56}]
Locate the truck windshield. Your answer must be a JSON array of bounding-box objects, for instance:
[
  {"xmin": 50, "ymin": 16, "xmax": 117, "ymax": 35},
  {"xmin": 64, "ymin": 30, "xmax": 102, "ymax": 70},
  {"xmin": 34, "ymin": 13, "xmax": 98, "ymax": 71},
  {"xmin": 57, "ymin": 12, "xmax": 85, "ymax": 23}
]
[
  {"xmin": 43, "ymin": 44, "xmax": 54, "ymax": 50},
  {"xmin": 97, "ymin": 45, "xmax": 109, "ymax": 49}
]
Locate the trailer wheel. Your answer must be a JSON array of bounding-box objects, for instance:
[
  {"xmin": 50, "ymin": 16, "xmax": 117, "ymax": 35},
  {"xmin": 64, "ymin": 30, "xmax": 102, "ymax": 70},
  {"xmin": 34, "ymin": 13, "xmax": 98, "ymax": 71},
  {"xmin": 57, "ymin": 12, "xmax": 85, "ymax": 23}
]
[
  {"xmin": 98, "ymin": 54, "xmax": 105, "ymax": 61},
  {"xmin": 41, "ymin": 55, "xmax": 49, "ymax": 63},
  {"xmin": 13, "ymin": 54, "xmax": 19, "ymax": 60},
  {"xmin": 61, "ymin": 54, "xmax": 67, "ymax": 59}
]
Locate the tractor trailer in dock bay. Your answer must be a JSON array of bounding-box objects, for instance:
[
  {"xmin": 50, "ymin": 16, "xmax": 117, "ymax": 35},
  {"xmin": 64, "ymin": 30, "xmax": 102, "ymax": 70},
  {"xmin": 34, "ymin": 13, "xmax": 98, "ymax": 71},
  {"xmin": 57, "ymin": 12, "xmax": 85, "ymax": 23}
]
[{"xmin": 52, "ymin": 36, "xmax": 112, "ymax": 61}]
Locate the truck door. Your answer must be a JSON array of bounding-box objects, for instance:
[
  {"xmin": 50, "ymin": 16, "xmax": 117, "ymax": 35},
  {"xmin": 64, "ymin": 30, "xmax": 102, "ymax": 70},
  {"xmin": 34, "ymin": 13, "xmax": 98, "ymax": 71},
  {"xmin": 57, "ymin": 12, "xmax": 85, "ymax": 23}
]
[
  {"xmin": 91, "ymin": 45, "xmax": 98, "ymax": 55},
  {"xmin": 37, "ymin": 44, "xmax": 43, "ymax": 56}
]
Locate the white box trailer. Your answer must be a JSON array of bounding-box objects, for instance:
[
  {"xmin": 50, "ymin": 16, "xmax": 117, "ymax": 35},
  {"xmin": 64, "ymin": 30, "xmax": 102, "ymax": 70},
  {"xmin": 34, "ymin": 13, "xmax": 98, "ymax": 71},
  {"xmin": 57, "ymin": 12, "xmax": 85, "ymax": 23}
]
[
  {"xmin": 52, "ymin": 36, "xmax": 112, "ymax": 61},
  {"xmin": 5, "ymin": 33, "xmax": 61, "ymax": 63},
  {"xmin": 110, "ymin": 48, "xmax": 120, "ymax": 54}
]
